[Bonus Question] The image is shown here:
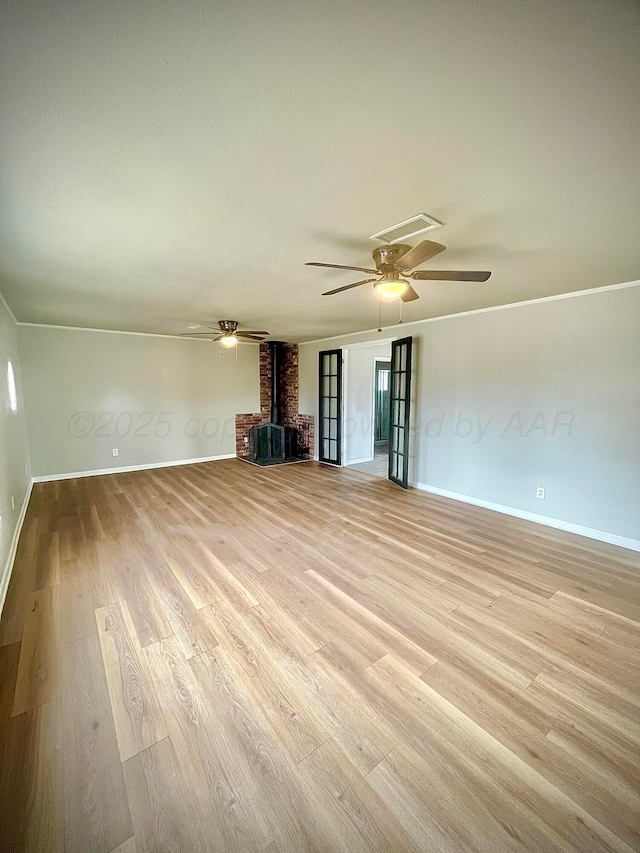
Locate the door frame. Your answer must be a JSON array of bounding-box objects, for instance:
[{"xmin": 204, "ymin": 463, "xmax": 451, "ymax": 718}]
[
  {"xmin": 318, "ymin": 348, "xmax": 343, "ymax": 465},
  {"xmin": 388, "ymin": 335, "xmax": 413, "ymax": 489}
]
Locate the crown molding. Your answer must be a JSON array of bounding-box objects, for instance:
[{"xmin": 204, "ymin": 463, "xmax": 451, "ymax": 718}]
[
  {"xmin": 299, "ymin": 279, "xmax": 640, "ymax": 346},
  {"xmin": 8, "ymin": 278, "xmax": 640, "ymax": 345},
  {"xmin": 16, "ymin": 322, "xmax": 260, "ymax": 343}
]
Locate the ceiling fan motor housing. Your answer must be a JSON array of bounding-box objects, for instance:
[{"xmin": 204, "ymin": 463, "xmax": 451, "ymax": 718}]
[
  {"xmin": 218, "ymin": 320, "xmax": 239, "ymax": 333},
  {"xmin": 372, "ymin": 244, "xmax": 412, "ymax": 272}
]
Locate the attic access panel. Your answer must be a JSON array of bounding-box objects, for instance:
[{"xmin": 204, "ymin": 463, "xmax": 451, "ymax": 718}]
[{"xmin": 370, "ymin": 213, "xmax": 442, "ymax": 244}]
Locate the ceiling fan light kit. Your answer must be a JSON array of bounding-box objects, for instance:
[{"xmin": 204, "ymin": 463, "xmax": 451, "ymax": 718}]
[
  {"xmin": 219, "ymin": 333, "xmax": 238, "ymax": 348},
  {"xmin": 374, "ymin": 273, "xmax": 409, "ymax": 300}
]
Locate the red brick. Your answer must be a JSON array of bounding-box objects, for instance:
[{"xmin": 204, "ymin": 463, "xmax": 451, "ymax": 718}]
[{"xmin": 235, "ymin": 343, "xmax": 313, "ymax": 457}]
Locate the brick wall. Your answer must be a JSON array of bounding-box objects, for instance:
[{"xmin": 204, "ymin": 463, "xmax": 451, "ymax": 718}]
[
  {"xmin": 259, "ymin": 344, "xmax": 271, "ymax": 418},
  {"xmin": 294, "ymin": 414, "xmax": 314, "ymax": 457},
  {"xmin": 234, "ymin": 413, "xmax": 264, "ymax": 458},
  {"xmin": 235, "ymin": 342, "xmax": 314, "ymax": 458},
  {"xmin": 281, "ymin": 344, "xmax": 299, "ymax": 427}
]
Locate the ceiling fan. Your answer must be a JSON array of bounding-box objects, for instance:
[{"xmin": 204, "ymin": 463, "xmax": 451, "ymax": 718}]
[
  {"xmin": 181, "ymin": 320, "xmax": 269, "ymax": 348},
  {"xmin": 306, "ymin": 240, "xmax": 491, "ymax": 301}
]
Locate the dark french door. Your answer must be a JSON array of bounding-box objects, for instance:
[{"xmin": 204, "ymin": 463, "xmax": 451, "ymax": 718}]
[
  {"xmin": 388, "ymin": 336, "xmax": 412, "ymax": 488},
  {"xmin": 318, "ymin": 349, "xmax": 342, "ymax": 465}
]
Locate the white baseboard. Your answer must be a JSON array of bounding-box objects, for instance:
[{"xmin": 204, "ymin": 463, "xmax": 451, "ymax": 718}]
[
  {"xmin": 345, "ymin": 456, "xmax": 374, "ymax": 466},
  {"xmin": 0, "ymin": 479, "xmax": 34, "ymax": 617},
  {"xmin": 412, "ymin": 481, "xmax": 640, "ymax": 553},
  {"xmin": 32, "ymin": 453, "xmax": 237, "ymax": 483}
]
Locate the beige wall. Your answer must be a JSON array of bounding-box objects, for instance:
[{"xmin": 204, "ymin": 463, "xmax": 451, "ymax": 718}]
[
  {"xmin": 300, "ymin": 285, "xmax": 640, "ymax": 546},
  {"xmin": 18, "ymin": 326, "xmax": 259, "ymax": 478},
  {"xmin": 0, "ymin": 296, "xmax": 31, "ymax": 607}
]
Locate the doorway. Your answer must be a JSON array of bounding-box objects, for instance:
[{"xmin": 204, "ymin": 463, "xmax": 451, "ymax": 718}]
[
  {"xmin": 319, "ymin": 337, "xmax": 413, "ymax": 486},
  {"xmin": 342, "ymin": 340, "xmax": 392, "ymax": 480},
  {"xmin": 367, "ymin": 358, "xmax": 391, "ymax": 476}
]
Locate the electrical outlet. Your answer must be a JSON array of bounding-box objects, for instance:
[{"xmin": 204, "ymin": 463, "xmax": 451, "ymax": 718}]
[
  {"xmin": 243, "ymin": 436, "xmax": 249, "ymax": 444},
  {"xmin": 112, "ymin": 448, "xmax": 119, "ymax": 457},
  {"xmin": 536, "ymin": 487, "xmax": 545, "ymax": 499}
]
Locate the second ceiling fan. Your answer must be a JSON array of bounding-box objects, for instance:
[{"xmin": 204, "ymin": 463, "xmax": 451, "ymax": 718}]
[
  {"xmin": 181, "ymin": 320, "xmax": 269, "ymax": 347},
  {"xmin": 307, "ymin": 240, "xmax": 491, "ymax": 301}
]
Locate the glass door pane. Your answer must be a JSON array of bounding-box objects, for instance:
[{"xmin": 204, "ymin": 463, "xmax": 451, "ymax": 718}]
[
  {"xmin": 318, "ymin": 348, "xmax": 342, "ymax": 465},
  {"xmin": 388, "ymin": 336, "xmax": 412, "ymax": 488}
]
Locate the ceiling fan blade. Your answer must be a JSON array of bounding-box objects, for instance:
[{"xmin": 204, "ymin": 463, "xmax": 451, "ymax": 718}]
[
  {"xmin": 307, "ymin": 262, "xmax": 380, "ymax": 275},
  {"xmin": 322, "ymin": 278, "xmax": 378, "ymax": 296},
  {"xmin": 184, "ymin": 326, "xmax": 223, "ymax": 331},
  {"xmin": 237, "ymin": 333, "xmax": 267, "ymax": 340},
  {"xmin": 180, "ymin": 332, "xmax": 220, "ymax": 337},
  {"xmin": 401, "ymin": 285, "xmax": 420, "ymax": 302},
  {"xmin": 394, "ymin": 240, "xmax": 447, "ymax": 271},
  {"xmin": 411, "ymin": 270, "xmax": 491, "ymax": 281},
  {"xmin": 237, "ymin": 330, "xmax": 269, "ymax": 336},
  {"xmin": 181, "ymin": 333, "xmax": 225, "ymax": 341}
]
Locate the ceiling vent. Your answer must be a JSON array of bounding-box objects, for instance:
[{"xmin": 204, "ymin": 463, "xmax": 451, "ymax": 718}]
[{"xmin": 369, "ymin": 213, "xmax": 442, "ymax": 244}]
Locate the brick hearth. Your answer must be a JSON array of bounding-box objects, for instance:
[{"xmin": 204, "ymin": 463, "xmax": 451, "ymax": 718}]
[{"xmin": 235, "ymin": 343, "xmax": 314, "ymax": 459}]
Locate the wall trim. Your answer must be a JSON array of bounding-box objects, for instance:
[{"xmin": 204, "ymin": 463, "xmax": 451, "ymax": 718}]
[
  {"xmin": 0, "ymin": 479, "xmax": 34, "ymax": 617},
  {"xmin": 341, "ymin": 337, "xmax": 397, "ymax": 350},
  {"xmin": 412, "ymin": 481, "xmax": 640, "ymax": 553},
  {"xmin": 32, "ymin": 453, "xmax": 237, "ymax": 482},
  {"xmin": 345, "ymin": 456, "xmax": 375, "ymax": 466},
  {"xmin": 16, "ymin": 322, "xmax": 259, "ymax": 343},
  {"xmin": 11, "ymin": 280, "xmax": 639, "ymax": 347},
  {"xmin": 299, "ymin": 279, "xmax": 640, "ymax": 346},
  {"xmin": 340, "ymin": 347, "xmax": 349, "ymax": 466}
]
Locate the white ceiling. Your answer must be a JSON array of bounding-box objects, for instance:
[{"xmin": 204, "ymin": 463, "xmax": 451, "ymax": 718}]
[{"xmin": 1, "ymin": 0, "xmax": 639, "ymax": 342}]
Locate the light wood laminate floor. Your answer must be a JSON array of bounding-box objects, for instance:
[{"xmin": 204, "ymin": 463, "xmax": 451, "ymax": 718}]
[
  {"xmin": 349, "ymin": 446, "xmax": 389, "ymax": 479},
  {"xmin": 1, "ymin": 459, "xmax": 639, "ymax": 852}
]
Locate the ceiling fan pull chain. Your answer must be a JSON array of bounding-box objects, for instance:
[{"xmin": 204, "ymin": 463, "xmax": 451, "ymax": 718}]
[
  {"xmin": 378, "ymin": 300, "xmax": 382, "ymax": 333},
  {"xmin": 399, "ymin": 298, "xmax": 403, "ymax": 325}
]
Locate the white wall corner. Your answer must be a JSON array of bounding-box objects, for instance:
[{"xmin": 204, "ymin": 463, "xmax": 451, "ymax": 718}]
[{"xmin": 0, "ymin": 290, "xmax": 18, "ymax": 325}]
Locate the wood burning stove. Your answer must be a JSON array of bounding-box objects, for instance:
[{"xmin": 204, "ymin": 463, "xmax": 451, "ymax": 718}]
[
  {"xmin": 248, "ymin": 341, "xmax": 300, "ymax": 466},
  {"xmin": 248, "ymin": 422, "xmax": 298, "ymax": 465}
]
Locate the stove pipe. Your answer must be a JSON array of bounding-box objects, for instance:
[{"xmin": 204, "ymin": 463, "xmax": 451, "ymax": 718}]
[{"xmin": 269, "ymin": 341, "xmax": 285, "ymax": 425}]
